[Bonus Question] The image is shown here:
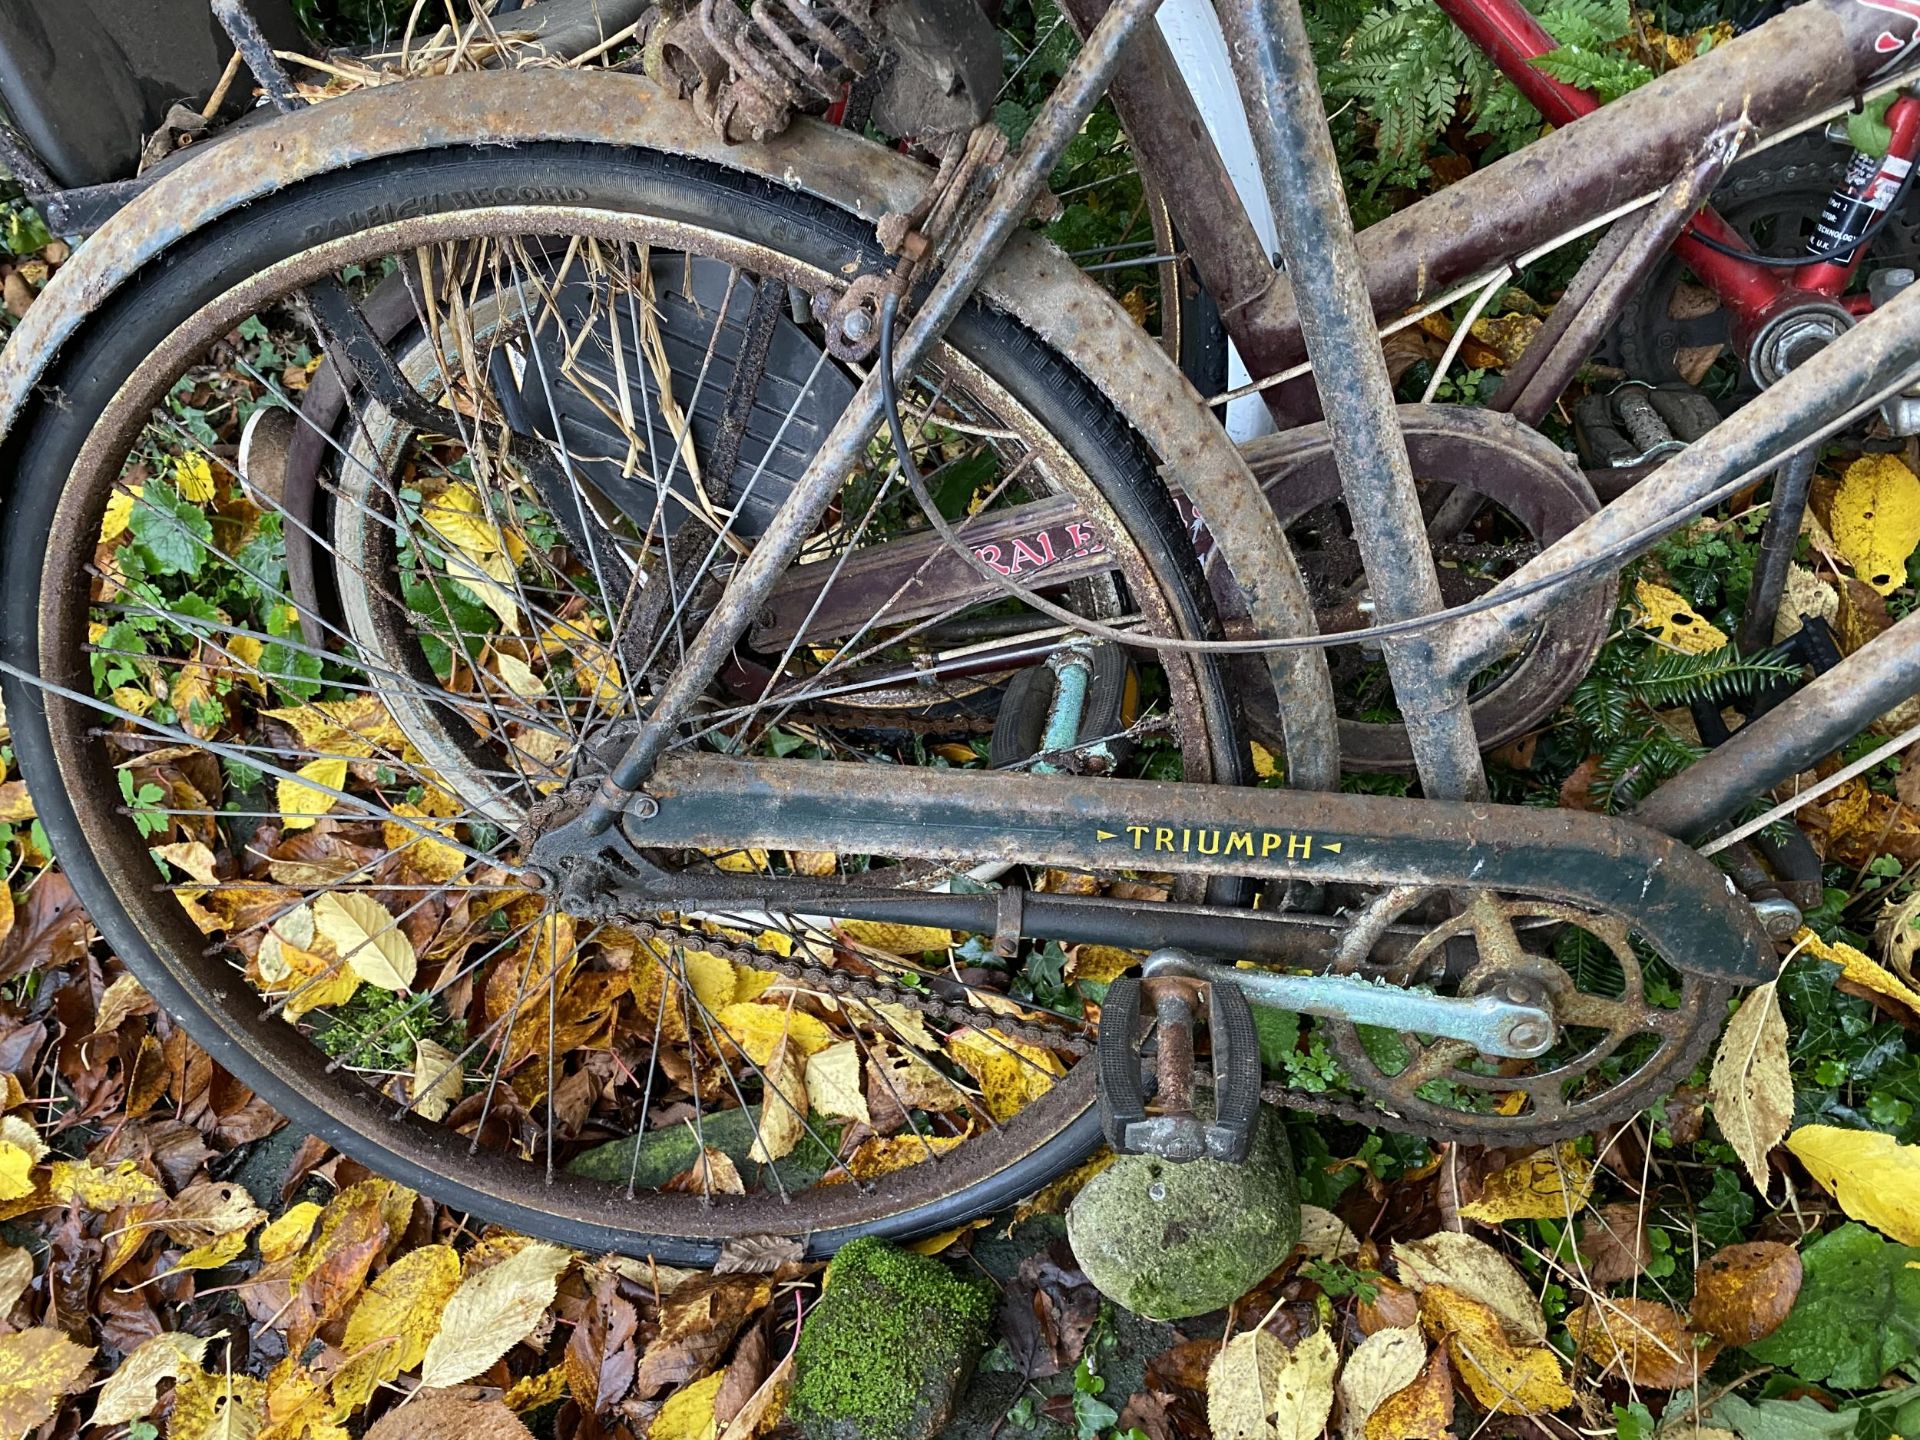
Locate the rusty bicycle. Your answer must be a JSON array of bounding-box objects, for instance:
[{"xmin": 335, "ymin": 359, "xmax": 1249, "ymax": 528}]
[{"xmin": 0, "ymin": 0, "xmax": 1915, "ymax": 1261}]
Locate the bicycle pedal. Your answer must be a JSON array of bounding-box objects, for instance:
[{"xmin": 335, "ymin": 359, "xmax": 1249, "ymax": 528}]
[
  {"xmin": 1574, "ymin": 380, "xmax": 1722, "ymax": 470},
  {"xmin": 1098, "ymin": 971, "xmax": 1261, "ymax": 1165}
]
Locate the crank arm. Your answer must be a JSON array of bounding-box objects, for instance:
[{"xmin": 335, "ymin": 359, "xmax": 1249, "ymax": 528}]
[
  {"xmin": 608, "ymin": 753, "xmax": 1774, "ymax": 984},
  {"xmin": 1141, "ymin": 948, "xmax": 1553, "ymax": 1058}
]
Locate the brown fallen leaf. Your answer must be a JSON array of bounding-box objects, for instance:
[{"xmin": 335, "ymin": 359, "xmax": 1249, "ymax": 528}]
[
  {"xmin": 364, "ymin": 1387, "xmax": 535, "ymax": 1440},
  {"xmin": 714, "ymin": 1322, "xmax": 771, "ymax": 1428},
  {"xmin": 1568, "ymin": 1296, "xmax": 1720, "ymax": 1390},
  {"xmin": 1577, "ymin": 1201, "xmax": 1652, "ymax": 1285},
  {"xmin": 632, "ymin": 1274, "xmax": 773, "ymax": 1398},
  {"xmin": 563, "ymin": 1267, "xmax": 638, "ymax": 1417},
  {"xmin": 1689, "ymin": 1241, "xmax": 1802, "ymax": 1346}
]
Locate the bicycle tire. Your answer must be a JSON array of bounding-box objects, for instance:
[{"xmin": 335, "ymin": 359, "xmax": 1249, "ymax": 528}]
[{"xmin": 0, "ymin": 142, "xmax": 1259, "ymax": 1262}]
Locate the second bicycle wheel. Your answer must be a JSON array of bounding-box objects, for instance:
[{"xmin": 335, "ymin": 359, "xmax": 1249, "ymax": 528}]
[{"xmin": 0, "ymin": 143, "xmax": 1253, "ymax": 1261}]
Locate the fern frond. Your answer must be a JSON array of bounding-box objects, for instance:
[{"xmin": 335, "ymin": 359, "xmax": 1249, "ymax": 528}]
[{"xmin": 1625, "ymin": 645, "xmax": 1804, "ymax": 709}]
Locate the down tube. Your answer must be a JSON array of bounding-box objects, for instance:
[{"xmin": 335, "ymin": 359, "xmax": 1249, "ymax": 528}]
[{"xmin": 1439, "ymin": 278, "xmax": 1920, "ymax": 683}]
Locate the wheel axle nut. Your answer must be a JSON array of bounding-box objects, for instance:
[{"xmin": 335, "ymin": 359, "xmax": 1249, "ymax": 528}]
[{"xmin": 840, "ymin": 309, "xmax": 873, "ymax": 341}]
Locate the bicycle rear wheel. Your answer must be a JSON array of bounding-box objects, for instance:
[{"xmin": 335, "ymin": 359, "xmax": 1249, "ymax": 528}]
[{"xmin": 0, "ymin": 143, "xmax": 1253, "ymax": 1261}]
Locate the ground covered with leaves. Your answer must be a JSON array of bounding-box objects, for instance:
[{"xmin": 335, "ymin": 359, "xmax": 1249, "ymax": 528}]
[{"xmin": 0, "ymin": 1, "xmax": 1919, "ymax": 1439}]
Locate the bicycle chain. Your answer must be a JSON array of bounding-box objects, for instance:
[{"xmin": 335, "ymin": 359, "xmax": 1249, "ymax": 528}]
[{"xmin": 623, "ymin": 907, "xmax": 1707, "ymax": 1147}]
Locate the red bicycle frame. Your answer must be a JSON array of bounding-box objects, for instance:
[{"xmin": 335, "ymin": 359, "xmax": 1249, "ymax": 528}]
[{"xmin": 1438, "ymin": 0, "xmax": 1918, "ymax": 343}]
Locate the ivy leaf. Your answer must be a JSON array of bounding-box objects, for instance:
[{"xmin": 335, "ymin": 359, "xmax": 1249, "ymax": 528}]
[
  {"xmin": 1742, "ymin": 1222, "xmax": 1920, "ymax": 1387},
  {"xmin": 126, "ymin": 481, "xmax": 212, "ymax": 578}
]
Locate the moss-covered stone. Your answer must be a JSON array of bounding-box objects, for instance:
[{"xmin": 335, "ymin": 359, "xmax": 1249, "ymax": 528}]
[
  {"xmin": 1067, "ymin": 1099, "xmax": 1299, "ymax": 1320},
  {"xmin": 790, "ymin": 1237, "xmax": 996, "ymax": 1440},
  {"xmin": 566, "ymin": 1105, "xmax": 840, "ymax": 1190}
]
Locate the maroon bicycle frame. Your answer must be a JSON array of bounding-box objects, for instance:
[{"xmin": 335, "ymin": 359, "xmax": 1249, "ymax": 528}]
[{"xmin": 1438, "ymin": 0, "xmax": 1920, "ymax": 339}]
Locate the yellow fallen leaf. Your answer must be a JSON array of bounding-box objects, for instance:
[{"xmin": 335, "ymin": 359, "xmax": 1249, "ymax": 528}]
[
  {"xmin": 1709, "ymin": 980, "xmax": 1792, "ymax": 1197},
  {"xmin": 503, "ymin": 1364, "xmax": 569, "ymax": 1412},
  {"xmin": 805, "ymin": 1041, "xmax": 870, "ymax": 1125},
  {"xmin": 1797, "ymin": 926, "xmax": 1920, "ymax": 1019},
  {"xmin": 411, "ymin": 1039, "xmax": 463, "ymax": 1123},
  {"xmin": 652, "ymin": 1370, "xmax": 725, "ymax": 1440},
  {"xmin": 786, "ymin": 849, "xmax": 838, "ymax": 877},
  {"xmin": 383, "ymin": 803, "xmax": 467, "ymax": 886},
  {"xmin": 946, "ymin": 1027, "xmax": 1065, "ymax": 1122},
  {"xmin": 277, "ymin": 757, "xmax": 349, "ymax": 833},
  {"xmin": 1206, "ymin": 1326, "xmax": 1337, "ymax": 1440},
  {"xmin": 832, "ymin": 1131, "xmax": 968, "ymax": 1183},
  {"xmin": 1338, "ymin": 1326, "xmax": 1427, "ymax": 1440},
  {"xmin": 419, "ymin": 1241, "xmax": 572, "ymax": 1389},
  {"xmin": 334, "ymin": 1244, "xmax": 462, "ymax": 1412},
  {"xmin": 1250, "ymin": 741, "xmax": 1281, "ymax": 780},
  {"xmin": 0, "ymin": 1328, "xmax": 94, "ymax": 1435},
  {"xmin": 227, "ymin": 634, "xmax": 266, "ymax": 694},
  {"xmin": 100, "ymin": 485, "xmax": 141, "ymax": 543},
  {"xmin": 711, "ymin": 847, "xmax": 771, "ymax": 875},
  {"xmin": 1419, "ymin": 1285, "xmax": 1571, "ymax": 1416},
  {"xmin": 156, "ymin": 841, "xmax": 220, "ymax": 887},
  {"xmin": 168, "ymin": 1367, "xmax": 266, "ymax": 1440},
  {"xmin": 174, "ymin": 453, "xmax": 218, "ymax": 503},
  {"xmin": 837, "ymin": 919, "xmax": 953, "ymax": 956},
  {"xmin": 47, "ymin": 1159, "xmax": 165, "ymax": 1209},
  {"xmin": 748, "ymin": 1040, "xmax": 809, "ymax": 1165},
  {"xmin": 167, "ymin": 1228, "xmax": 251, "ymax": 1273},
  {"xmin": 0, "ymin": 1144, "xmax": 34, "ymax": 1202},
  {"xmin": 257, "ymin": 1202, "xmax": 324, "ymax": 1264},
  {"xmin": 1830, "ymin": 453, "xmax": 1920, "ymax": 593},
  {"xmin": 1068, "ymin": 945, "xmax": 1140, "ymax": 985},
  {"xmin": 491, "ymin": 650, "xmax": 544, "ymax": 699},
  {"xmin": 93, "ymin": 1330, "xmax": 207, "ymax": 1428},
  {"xmin": 1785, "ymin": 1125, "xmax": 1920, "ymax": 1244},
  {"xmin": 1631, "ymin": 579, "xmax": 1728, "ymax": 654},
  {"xmin": 1457, "ymin": 1141, "xmax": 1594, "ymax": 1223},
  {"xmin": 312, "ymin": 891, "xmax": 417, "ymax": 992},
  {"xmin": 109, "ymin": 685, "xmax": 155, "ymax": 717},
  {"xmin": 1393, "ymin": 1231, "xmax": 1545, "ymax": 1343},
  {"xmin": 712, "ymin": 1002, "xmax": 833, "ymax": 1069},
  {"xmin": 1363, "ymin": 1348, "xmax": 1452, "ymax": 1440}
]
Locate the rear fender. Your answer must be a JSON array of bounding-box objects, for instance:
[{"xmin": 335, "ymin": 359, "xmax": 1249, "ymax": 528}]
[{"xmin": 0, "ymin": 68, "xmax": 1339, "ymax": 785}]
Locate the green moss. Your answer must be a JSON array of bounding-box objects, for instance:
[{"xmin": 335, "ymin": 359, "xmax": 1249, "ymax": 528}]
[{"xmin": 790, "ymin": 1238, "xmax": 995, "ymax": 1440}]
